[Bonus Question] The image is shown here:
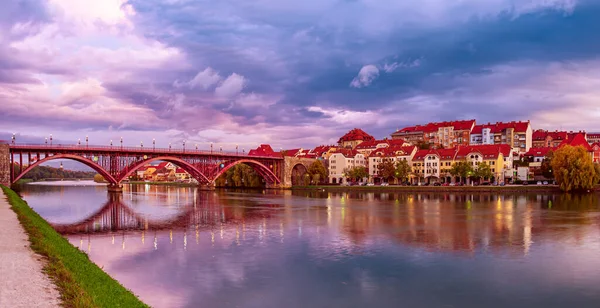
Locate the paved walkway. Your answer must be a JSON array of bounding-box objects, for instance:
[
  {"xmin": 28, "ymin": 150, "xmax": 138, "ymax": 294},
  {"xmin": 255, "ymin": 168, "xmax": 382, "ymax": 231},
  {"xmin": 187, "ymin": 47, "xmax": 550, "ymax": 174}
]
[{"xmin": 0, "ymin": 191, "xmax": 60, "ymax": 307}]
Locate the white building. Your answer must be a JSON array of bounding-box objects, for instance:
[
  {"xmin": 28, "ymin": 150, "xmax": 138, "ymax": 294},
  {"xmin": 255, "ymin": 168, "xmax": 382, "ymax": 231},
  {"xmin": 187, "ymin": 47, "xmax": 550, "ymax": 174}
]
[
  {"xmin": 328, "ymin": 150, "xmax": 367, "ymax": 184},
  {"xmin": 367, "ymin": 146, "xmax": 418, "ymax": 182}
]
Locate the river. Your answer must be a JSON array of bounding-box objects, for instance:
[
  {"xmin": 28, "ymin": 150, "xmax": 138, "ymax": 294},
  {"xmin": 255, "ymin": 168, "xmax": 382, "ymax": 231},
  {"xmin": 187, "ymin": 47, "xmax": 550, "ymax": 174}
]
[{"xmin": 17, "ymin": 182, "xmax": 600, "ymax": 308}]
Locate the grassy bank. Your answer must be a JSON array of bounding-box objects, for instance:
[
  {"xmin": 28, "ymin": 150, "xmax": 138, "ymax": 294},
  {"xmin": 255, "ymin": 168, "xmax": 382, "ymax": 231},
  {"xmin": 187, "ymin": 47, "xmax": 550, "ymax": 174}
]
[
  {"xmin": 1, "ymin": 185, "xmax": 148, "ymax": 308},
  {"xmin": 291, "ymin": 185, "xmax": 572, "ymax": 193}
]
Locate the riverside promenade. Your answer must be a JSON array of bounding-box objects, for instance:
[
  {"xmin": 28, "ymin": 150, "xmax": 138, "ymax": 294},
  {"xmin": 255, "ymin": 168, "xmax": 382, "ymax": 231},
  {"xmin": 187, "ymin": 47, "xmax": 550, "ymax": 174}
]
[{"xmin": 0, "ymin": 192, "xmax": 60, "ymax": 307}]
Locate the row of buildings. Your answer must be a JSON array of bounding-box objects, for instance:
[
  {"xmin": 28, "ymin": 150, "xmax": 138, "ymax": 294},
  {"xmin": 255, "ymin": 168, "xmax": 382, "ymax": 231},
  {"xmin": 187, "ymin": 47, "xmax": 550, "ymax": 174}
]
[
  {"xmin": 248, "ymin": 120, "xmax": 600, "ymax": 185},
  {"xmin": 134, "ymin": 162, "xmax": 191, "ymax": 182}
]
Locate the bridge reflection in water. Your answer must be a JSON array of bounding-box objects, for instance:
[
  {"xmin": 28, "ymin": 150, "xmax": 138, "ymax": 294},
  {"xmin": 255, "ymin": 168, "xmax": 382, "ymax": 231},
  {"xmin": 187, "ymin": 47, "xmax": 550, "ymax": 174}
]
[{"xmin": 55, "ymin": 186, "xmax": 600, "ymax": 259}]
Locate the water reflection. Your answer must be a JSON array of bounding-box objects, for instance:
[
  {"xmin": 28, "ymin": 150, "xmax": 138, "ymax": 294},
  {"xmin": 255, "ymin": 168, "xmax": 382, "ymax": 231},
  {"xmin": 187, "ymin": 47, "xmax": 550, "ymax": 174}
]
[{"xmin": 19, "ymin": 184, "xmax": 600, "ymax": 308}]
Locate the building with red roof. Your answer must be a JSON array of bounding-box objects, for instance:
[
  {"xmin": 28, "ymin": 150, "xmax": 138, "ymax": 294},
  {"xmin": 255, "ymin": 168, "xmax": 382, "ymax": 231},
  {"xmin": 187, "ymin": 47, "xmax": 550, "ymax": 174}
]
[
  {"xmin": 367, "ymin": 145, "xmax": 417, "ymax": 181},
  {"xmin": 355, "ymin": 138, "xmax": 409, "ymax": 156},
  {"xmin": 328, "ymin": 148, "xmax": 367, "ymax": 184},
  {"xmin": 469, "ymin": 121, "xmax": 532, "ymax": 153},
  {"xmin": 337, "ymin": 128, "xmax": 375, "ymax": 149},
  {"xmin": 410, "ymin": 144, "xmax": 509, "ymax": 185},
  {"xmin": 524, "ymin": 147, "xmax": 554, "ymax": 163},
  {"xmin": 587, "ymin": 132, "xmax": 600, "ymax": 145},
  {"xmin": 591, "ymin": 143, "xmax": 600, "ymax": 163},
  {"xmin": 532, "ymin": 129, "xmax": 586, "ymax": 148},
  {"xmin": 391, "ymin": 119, "xmax": 475, "ymax": 149}
]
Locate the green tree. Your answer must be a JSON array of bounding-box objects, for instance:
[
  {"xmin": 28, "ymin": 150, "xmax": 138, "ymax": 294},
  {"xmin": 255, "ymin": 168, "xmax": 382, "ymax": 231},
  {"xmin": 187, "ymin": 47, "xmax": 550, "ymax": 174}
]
[
  {"xmin": 394, "ymin": 160, "xmax": 411, "ymax": 183},
  {"xmin": 541, "ymin": 150, "xmax": 555, "ymax": 179},
  {"xmin": 450, "ymin": 160, "xmax": 474, "ymax": 183},
  {"xmin": 345, "ymin": 166, "xmax": 369, "ymax": 182},
  {"xmin": 377, "ymin": 160, "xmax": 396, "ymax": 182},
  {"xmin": 551, "ymin": 145, "xmax": 599, "ymax": 192},
  {"xmin": 474, "ymin": 162, "xmax": 493, "ymax": 181},
  {"xmin": 307, "ymin": 160, "xmax": 328, "ymax": 184},
  {"xmin": 303, "ymin": 173, "xmax": 311, "ymax": 186}
]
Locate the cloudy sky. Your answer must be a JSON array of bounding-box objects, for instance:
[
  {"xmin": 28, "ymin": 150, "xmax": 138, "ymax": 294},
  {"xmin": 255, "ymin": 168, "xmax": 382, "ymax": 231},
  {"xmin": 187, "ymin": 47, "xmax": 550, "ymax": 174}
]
[{"xmin": 1, "ymin": 0, "xmax": 600, "ymax": 150}]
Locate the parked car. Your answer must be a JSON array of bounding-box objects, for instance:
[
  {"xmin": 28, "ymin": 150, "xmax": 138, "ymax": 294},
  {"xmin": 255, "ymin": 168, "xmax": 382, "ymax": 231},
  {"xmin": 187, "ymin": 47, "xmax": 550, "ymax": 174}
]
[
  {"xmin": 542, "ymin": 181, "xmax": 548, "ymax": 185},
  {"xmin": 536, "ymin": 181, "xmax": 542, "ymax": 185},
  {"xmin": 481, "ymin": 182, "xmax": 491, "ymax": 186},
  {"xmin": 359, "ymin": 182, "xmax": 367, "ymax": 186},
  {"xmin": 380, "ymin": 182, "xmax": 389, "ymax": 186},
  {"xmin": 433, "ymin": 182, "xmax": 441, "ymax": 186},
  {"xmin": 366, "ymin": 183, "xmax": 374, "ymax": 186},
  {"xmin": 442, "ymin": 183, "xmax": 450, "ymax": 186}
]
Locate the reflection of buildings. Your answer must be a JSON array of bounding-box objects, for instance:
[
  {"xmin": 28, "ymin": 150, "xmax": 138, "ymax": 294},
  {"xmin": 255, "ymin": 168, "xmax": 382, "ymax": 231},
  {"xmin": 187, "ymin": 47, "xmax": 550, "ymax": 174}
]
[
  {"xmin": 290, "ymin": 191, "xmax": 600, "ymax": 256},
  {"xmin": 56, "ymin": 187, "xmax": 600, "ymax": 258}
]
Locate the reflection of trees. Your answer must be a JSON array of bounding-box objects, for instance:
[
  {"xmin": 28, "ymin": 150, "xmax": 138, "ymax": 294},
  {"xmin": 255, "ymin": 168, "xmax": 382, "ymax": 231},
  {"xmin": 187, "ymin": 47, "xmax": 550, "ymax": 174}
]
[{"xmin": 54, "ymin": 190, "xmax": 281, "ymax": 234}]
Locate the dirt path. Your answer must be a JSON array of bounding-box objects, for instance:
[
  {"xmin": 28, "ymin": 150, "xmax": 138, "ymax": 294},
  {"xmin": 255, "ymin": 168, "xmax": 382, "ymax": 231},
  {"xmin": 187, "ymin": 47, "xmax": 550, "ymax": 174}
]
[{"xmin": 0, "ymin": 192, "xmax": 61, "ymax": 307}]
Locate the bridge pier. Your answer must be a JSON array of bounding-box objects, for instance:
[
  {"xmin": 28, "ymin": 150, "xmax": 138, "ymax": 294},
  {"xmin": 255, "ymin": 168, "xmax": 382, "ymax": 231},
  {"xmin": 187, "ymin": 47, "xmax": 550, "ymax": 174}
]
[
  {"xmin": 198, "ymin": 182, "xmax": 216, "ymax": 191},
  {"xmin": 107, "ymin": 183, "xmax": 123, "ymax": 193},
  {"xmin": 0, "ymin": 144, "xmax": 9, "ymax": 186}
]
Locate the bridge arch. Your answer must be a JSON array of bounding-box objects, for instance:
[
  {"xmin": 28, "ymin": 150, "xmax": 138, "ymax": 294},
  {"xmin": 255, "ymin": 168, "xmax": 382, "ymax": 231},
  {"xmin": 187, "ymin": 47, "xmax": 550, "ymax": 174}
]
[
  {"xmin": 118, "ymin": 156, "xmax": 211, "ymax": 184},
  {"xmin": 213, "ymin": 159, "xmax": 280, "ymax": 185},
  {"xmin": 12, "ymin": 154, "xmax": 118, "ymax": 185}
]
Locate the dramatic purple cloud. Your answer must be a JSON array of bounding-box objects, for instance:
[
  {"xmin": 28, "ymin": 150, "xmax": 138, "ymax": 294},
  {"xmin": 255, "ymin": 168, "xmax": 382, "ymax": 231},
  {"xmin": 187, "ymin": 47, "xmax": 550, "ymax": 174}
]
[{"xmin": 1, "ymin": 0, "xmax": 599, "ymax": 150}]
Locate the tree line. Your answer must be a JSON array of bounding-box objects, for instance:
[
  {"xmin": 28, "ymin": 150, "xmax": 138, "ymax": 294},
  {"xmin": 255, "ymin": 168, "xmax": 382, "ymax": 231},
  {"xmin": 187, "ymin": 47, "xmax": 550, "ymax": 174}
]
[{"xmin": 15, "ymin": 164, "xmax": 96, "ymax": 181}]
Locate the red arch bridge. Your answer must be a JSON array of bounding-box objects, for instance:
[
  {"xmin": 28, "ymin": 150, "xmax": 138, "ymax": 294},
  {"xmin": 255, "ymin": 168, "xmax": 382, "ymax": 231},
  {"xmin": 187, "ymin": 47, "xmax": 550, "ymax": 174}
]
[{"xmin": 2, "ymin": 143, "xmax": 308, "ymax": 191}]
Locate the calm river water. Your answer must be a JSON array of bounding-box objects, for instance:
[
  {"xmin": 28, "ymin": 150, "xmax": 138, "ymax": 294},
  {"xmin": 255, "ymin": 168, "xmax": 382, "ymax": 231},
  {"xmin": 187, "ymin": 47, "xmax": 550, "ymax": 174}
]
[{"xmin": 18, "ymin": 182, "xmax": 600, "ymax": 308}]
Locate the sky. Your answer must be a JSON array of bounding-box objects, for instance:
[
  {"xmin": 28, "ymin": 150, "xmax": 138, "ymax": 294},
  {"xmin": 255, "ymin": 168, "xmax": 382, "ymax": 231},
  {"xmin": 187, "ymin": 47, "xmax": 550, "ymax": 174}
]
[{"xmin": 1, "ymin": 0, "xmax": 600, "ymax": 151}]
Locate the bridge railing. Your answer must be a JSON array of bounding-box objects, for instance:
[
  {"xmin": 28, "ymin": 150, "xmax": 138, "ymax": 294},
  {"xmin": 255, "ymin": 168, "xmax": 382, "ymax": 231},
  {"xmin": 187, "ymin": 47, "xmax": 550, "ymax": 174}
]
[{"xmin": 8, "ymin": 143, "xmax": 283, "ymax": 160}]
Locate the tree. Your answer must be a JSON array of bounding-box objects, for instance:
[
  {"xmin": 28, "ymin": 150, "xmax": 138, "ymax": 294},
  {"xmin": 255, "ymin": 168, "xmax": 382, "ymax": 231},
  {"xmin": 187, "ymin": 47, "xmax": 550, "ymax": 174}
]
[
  {"xmin": 93, "ymin": 174, "xmax": 106, "ymax": 183},
  {"xmin": 395, "ymin": 160, "xmax": 411, "ymax": 183},
  {"xmin": 345, "ymin": 166, "xmax": 368, "ymax": 182},
  {"xmin": 377, "ymin": 160, "xmax": 396, "ymax": 182},
  {"xmin": 303, "ymin": 173, "xmax": 311, "ymax": 186},
  {"xmin": 449, "ymin": 160, "xmax": 473, "ymax": 183},
  {"xmin": 474, "ymin": 162, "xmax": 493, "ymax": 181},
  {"xmin": 540, "ymin": 150, "xmax": 554, "ymax": 179},
  {"xmin": 307, "ymin": 160, "xmax": 328, "ymax": 184},
  {"xmin": 416, "ymin": 140, "xmax": 431, "ymax": 150},
  {"xmin": 551, "ymin": 145, "xmax": 599, "ymax": 192}
]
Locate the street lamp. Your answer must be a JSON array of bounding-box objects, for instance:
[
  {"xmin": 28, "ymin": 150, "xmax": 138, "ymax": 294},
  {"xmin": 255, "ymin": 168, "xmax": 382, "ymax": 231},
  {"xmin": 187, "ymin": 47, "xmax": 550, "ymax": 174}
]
[
  {"xmin": 45, "ymin": 137, "xmax": 47, "ymax": 145},
  {"xmin": 78, "ymin": 138, "xmax": 81, "ymax": 146},
  {"xmin": 210, "ymin": 142, "xmax": 213, "ymax": 154},
  {"xmin": 50, "ymin": 134, "xmax": 53, "ymax": 146},
  {"xmin": 141, "ymin": 141, "xmax": 143, "ymax": 149},
  {"xmin": 183, "ymin": 140, "xmax": 186, "ymax": 153},
  {"xmin": 236, "ymin": 144, "xmax": 238, "ymax": 155},
  {"xmin": 169, "ymin": 143, "xmax": 171, "ymax": 151},
  {"xmin": 11, "ymin": 133, "xmax": 15, "ymax": 145},
  {"xmin": 110, "ymin": 140, "xmax": 113, "ymax": 148},
  {"xmin": 153, "ymin": 139, "xmax": 155, "ymax": 151},
  {"xmin": 195, "ymin": 144, "xmax": 198, "ymax": 151},
  {"xmin": 86, "ymin": 136, "xmax": 88, "ymax": 148},
  {"xmin": 120, "ymin": 137, "xmax": 123, "ymax": 150},
  {"xmin": 219, "ymin": 146, "xmax": 222, "ymax": 153}
]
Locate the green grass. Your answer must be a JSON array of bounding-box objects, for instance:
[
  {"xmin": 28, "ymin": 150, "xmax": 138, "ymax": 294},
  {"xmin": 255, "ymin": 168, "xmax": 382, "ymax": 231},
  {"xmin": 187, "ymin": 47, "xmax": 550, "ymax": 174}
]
[{"xmin": 1, "ymin": 185, "xmax": 148, "ymax": 308}]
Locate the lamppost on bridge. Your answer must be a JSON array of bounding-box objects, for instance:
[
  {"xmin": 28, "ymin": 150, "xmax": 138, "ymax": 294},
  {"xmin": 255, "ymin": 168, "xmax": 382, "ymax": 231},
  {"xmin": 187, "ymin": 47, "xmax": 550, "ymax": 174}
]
[
  {"xmin": 236, "ymin": 144, "xmax": 238, "ymax": 155},
  {"xmin": 242, "ymin": 148, "xmax": 245, "ymax": 155},
  {"xmin": 141, "ymin": 141, "xmax": 143, "ymax": 149},
  {"xmin": 183, "ymin": 140, "xmax": 186, "ymax": 153},
  {"xmin": 11, "ymin": 133, "xmax": 15, "ymax": 145},
  {"xmin": 169, "ymin": 143, "xmax": 171, "ymax": 151},
  {"xmin": 45, "ymin": 137, "xmax": 47, "ymax": 145},
  {"xmin": 110, "ymin": 140, "xmax": 113, "ymax": 148},
  {"xmin": 86, "ymin": 136, "xmax": 88, "ymax": 148},
  {"xmin": 153, "ymin": 139, "xmax": 155, "ymax": 151},
  {"xmin": 120, "ymin": 137, "xmax": 123, "ymax": 150},
  {"xmin": 220, "ymin": 146, "xmax": 222, "ymax": 154},
  {"xmin": 195, "ymin": 144, "xmax": 198, "ymax": 151},
  {"xmin": 78, "ymin": 138, "xmax": 81, "ymax": 146},
  {"xmin": 210, "ymin": 142, "xmax": 213, "ymax": 154},
  {"xmin": 50, "ymin": 134, "xmax": 53, "ymax": 146}
]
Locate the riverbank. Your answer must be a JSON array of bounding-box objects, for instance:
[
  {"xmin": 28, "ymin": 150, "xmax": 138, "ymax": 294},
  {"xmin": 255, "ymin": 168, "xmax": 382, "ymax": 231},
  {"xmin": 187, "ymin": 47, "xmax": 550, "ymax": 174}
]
[
  {"xmin": 0, "ymin": 186, "xmax": 60, "ymax": 307},
  {"xmin": 290, "ymin": 184, "xmax": 582, "ymax": 193},
  {"xmin": 0, "ymin": 186, "xmax": 148, "ymax": 308}
]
